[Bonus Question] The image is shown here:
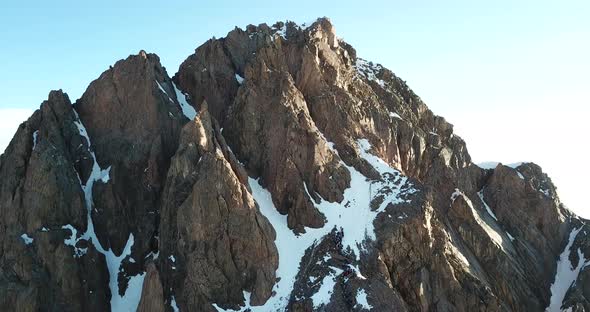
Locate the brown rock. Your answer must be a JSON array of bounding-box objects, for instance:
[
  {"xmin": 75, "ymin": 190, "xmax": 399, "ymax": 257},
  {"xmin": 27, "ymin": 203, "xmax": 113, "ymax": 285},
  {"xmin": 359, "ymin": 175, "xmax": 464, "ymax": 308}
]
[
  {"xmin": 0, "ymin": 91, "xmax": 109, "ymax": 312},
  {"xmin": 75, "ymin": 51, "xmax": 187, "ymax": 264},
  {"xmin": 137, "ymin": 263, "xmax": 165, "ymax": 312},
  {"xmin": 157, "ymin": 105, "xmax": 278, "ymax": 310},
  {"xmin": 1, "ymin": 17, "xmax": 587, "ymax": 312}
]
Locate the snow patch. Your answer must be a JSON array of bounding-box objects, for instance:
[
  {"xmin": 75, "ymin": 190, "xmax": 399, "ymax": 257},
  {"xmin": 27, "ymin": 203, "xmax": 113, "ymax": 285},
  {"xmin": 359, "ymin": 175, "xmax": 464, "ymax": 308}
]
[
  {"xmin": 356, "ymin": 58, "xmax": 386, "ymax": 88},
  {"xmin": 215, "ymin": 137, "xmax": 416, "ymax": 311},
  {"xmin": 547, "ymin": 227, "xmax": 589, "ymax": 312},
  {"xmin": 156, "ymin": 80, "xmax": 174, "ymax": 103},
  {"xmin": 69, "ymin": 111, "xmax": 145, "ymax": 311},
  {"xmin": 424, "ymin": 208, "xmax": 434, "ymax": 248},
  {"xmin": 235, "ymin": 74, "xmax": 244, "ymax": 85},
  {"xmin": 62, "ymin": 224, "xmax": 87, "ymax": 257},
  {"xmin": 145, "ymin": 250, "xmax": 159, "ymax": 260},
  {"xmin": 170, "ymin": 295, "xmax": 180, "ymax": 312},
  {"xmin": 20, "ymin": 233, "xmax": 33, "ymax": 245},
  {"xmin": 478, "ymin": 191, "xmax": 517, "ymax": 241},
  {"xmin": 274, "ymin": 20, "xmax": 314, "ymax": 39},
  {"xmin": 32, "ymin": 130, "xmax": 39, "ymax": 150},
  {"xmin": 100, "ymin": 166, "xmax": 112, "ymax": 183},
  {"xmin": 347, "ymin": 264, "xmax": 367, "ymax": 280},
  {"xmin": 478, "ymin": 191, "xmax": 498, "ymax": 221},
  {"xmin": 452, "ymin": 189, "xmax": 508, "ymax": 252},
  {"xmin": 172, "ymin": 82, "xmax": 197, "ymax": 120},
  {"xmin": 355, "ymin": 288, "xmax": 372, "ymax": 310},
  {"xmin": 388, "ymin": 111, "xmax": 402, "ymax": 119},
  {"xmin": 541, "ymin": 188, "xmax": 552, "ymax": 198},
  {"xmin": 311, "ymin": 267, "xmax": 342, "ymax": 308}
]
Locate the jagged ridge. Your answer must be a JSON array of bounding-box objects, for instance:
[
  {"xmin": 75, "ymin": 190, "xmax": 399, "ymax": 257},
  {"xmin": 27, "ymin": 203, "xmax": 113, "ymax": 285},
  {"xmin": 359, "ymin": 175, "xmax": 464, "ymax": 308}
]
[{"xmin": 0, "ymin": 17, "xmax": 588, "ymax": 312}]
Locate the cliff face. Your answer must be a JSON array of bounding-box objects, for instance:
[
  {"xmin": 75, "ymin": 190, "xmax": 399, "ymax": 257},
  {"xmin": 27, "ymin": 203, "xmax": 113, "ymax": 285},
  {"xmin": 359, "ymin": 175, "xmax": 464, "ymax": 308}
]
[{"xmin": 0, "ymin": 18, "xmax": 586, "ymax": 312}]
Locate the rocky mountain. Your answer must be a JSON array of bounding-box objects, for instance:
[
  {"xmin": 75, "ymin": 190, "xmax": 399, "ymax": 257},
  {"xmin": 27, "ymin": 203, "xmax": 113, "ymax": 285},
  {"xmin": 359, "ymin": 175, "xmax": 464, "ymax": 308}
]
[{"xmin": 0, "ymin": 18, "xmax": 588, "ymax": 312}]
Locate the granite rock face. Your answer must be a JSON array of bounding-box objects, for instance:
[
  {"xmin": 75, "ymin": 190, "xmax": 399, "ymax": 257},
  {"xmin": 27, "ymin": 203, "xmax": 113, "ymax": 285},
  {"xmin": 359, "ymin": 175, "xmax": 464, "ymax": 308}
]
[
  {"xmin": 0, "ymin": 18, "xmax": 585, "ymax": 312},
  {"xmin": 157, "ymin": 104, "xmax": 278, "ymax": 311}
]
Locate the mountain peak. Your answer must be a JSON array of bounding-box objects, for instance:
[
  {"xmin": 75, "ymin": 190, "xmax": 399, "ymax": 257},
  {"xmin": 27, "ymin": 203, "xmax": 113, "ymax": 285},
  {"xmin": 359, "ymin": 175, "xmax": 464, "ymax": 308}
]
[{"xmin": 0, "ymin": 18, "xmax": 587, "ymax": 312}]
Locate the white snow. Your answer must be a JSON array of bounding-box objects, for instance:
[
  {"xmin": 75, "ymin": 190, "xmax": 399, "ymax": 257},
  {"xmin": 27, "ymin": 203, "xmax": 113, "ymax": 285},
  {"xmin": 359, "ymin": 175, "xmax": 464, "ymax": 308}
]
[
  {"xmin": 172, "ymin": 82, "xmax": 197, "ymax": 120},
  {"xmin": 541, "ymin": 188, "xmax": 552, "ymax": 198},
  {"xmin": 547, "ymin": 226, "xmax": 589, "ymax": 312},
  {"xmin": 478, "ymin": 191, "xmax": 517, "ymax": 241},
  {"xmin": 32, "ymin": 130, "xmax": 39, "ymax": 150},
  {"xmin": 215, "ymin": 137, "xmax": 416, "ymax": 311},
  {"xmin": 452, "ymin": 189, "xmax": 508, "ymax": 252},
  {"xmin": 145, "ymin": 250, "xmax": 159, "ymax": 260},
  {"xmin": 157, "ymin": 80, "xmax": 198, "ymax": 121},
  {"xmin": 169, "ymin": 255, "xmax": 177, "ymax": 269},
  {"xmin": 101, "ymin": 166, "xmax": 112, "ymax": 183},
  {"xmin": 274, "ymin": 20, "xmax": 314, "ymax": 39},
  {"xmin": 388, "ymin": 111, "xmax": 402, "ymax": 119},
  {"xmin": 425, "ymin": 209, "xmax": 434, "ymax": 247},
  {"xmin": 62, "ymin": 224, "xmax": 87, "ymax": 257},
  {"xmin": 355, "ymin": 58, "xmax": 387, "ymax": 88},
  {"xmin": 20, "ymin": 233, "xmax": 33, "ymax": 245},
  {"xmin": 347, "ymin": 263, "xmax": 367, "ymax": 280},
  {"xmin": 70, "ymin": 111, "xmax": 146, "ymax": 311},
  {"xmin": 235, "ymin": 74, "xmax": 244, "ymax": 85},
  {"xmin": 311, "ymin": 267, "xmax": 342, "ymax": 308},
  {"xmin": 156, "ymin": 80, "xmax": 174, "ymax": 103},
  {"xmin": 275, "ymin": 24, "xmax": 288, "ymax": 39},
  {"xmin": 170, "ymin": 295, "xmax": 180, "ymax": 312},
  {"xmin": 478, "ymin": 191, "xmax": 498, "ymax": 221},
  {"xmin": 355, "ymin": 288, "xmax": 372, "ymax": 310}
]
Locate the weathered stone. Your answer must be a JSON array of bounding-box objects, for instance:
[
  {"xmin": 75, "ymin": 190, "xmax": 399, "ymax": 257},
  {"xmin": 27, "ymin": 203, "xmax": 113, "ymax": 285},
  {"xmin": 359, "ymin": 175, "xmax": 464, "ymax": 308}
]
[
  {"xmin": 0, "ymin": 17, "xmax": 585, "ymax": 312},
  {"xmin": 156, "ymin": 105, "xmax": 278, "ymax": 310}
]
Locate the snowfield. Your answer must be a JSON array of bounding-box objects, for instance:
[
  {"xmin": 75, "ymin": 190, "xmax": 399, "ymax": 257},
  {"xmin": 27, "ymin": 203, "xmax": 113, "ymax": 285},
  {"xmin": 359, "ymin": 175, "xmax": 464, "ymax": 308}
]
[
  {"xmin": 547, "ymin": 226, "xmax": 589, "ymax": 312},
  {"xmin": 215, "ymin": 137, "xmax": 416, "ymax": 311},
  {"xmin": 39, "ymin": 111, "xmax": 147, "ymax": 312}
]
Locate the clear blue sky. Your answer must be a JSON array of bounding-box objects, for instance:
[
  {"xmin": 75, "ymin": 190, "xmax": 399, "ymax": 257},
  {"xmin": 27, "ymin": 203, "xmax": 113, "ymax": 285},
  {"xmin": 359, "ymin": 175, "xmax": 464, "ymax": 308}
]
[{"xmin": 1, "ymin": 0, "xmax": 588, "ymax": 215}]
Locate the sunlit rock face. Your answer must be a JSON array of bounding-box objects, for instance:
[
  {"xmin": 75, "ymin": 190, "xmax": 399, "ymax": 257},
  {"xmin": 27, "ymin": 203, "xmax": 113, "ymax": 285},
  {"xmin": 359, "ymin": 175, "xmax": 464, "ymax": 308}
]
[{"xmin": 0, "ymin": 18, "xmax": 584, "ymax": 312}]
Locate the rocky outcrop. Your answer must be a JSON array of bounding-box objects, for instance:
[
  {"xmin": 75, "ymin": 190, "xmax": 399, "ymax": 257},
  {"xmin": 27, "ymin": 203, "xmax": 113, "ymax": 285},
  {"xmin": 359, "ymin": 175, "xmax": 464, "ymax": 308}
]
[
  {"xmin": 157, "ymin": 104, "xmax": 278, "ymax": 311},
  {"xmin": 0, "ymin": 91, "xmax": 109, "ymax": 312},
  {"xmin": 0, "ymin": 17, "xmax": 584, "ymax": 312},
  {"xmin": 74, "ymin": 51, "xmax": 187, "ymax": 272},
  {"xmin": 137, "ymin": 263, "xmax": 165, "ymax": 312},
  {"xmin": 224, "ymin": 58, "xmax": 351, "ymax": 232}
]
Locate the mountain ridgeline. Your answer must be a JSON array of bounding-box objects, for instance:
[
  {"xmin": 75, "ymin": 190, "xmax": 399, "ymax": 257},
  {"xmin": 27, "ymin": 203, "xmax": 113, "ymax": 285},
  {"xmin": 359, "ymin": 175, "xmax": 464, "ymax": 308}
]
[{"xmin": 0, "ymin": 18, "xmax": 588, "ymax": 312}]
